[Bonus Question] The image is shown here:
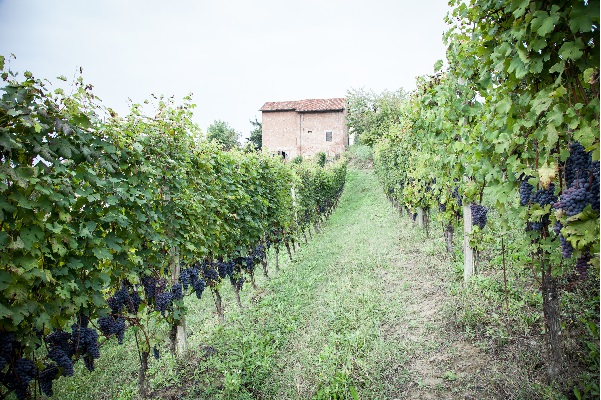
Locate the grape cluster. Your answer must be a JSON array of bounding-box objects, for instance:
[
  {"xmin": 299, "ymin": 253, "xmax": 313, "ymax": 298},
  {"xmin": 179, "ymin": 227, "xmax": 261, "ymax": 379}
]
[
  {"xmin": 575, "ymin": 251, "xmax": 592, "ymax": 280},
  {"xmin": 230, "ymin": 276, "xmax": 245, "ymax": 290},
  {"xmin": 127, "ymin": 290, "xmax": 142, "ymax": 314},
  {"xmin": 202, "ymin": 262, "xmax": 220, "ymax": 285},
  {"xmin": 181, "ymin": 263, "xmax": 207, "ymax": 299},
  {"xmin": 525, "ymin": 184, "xmax": 557, "ymax": 231},
  {"xmin": 0, "ymin": 331, "xmax": 13, "ymax": 370},
  {"xmin": 48, "ymin": 346, "xmax": 74, "ymax": 376},
  {"xmin": 171, "ymin": 283, "xmax": 183, "ymax": 300},
  {"xmin": 155, "ymin": 292, "xmax": 174, "ymax": 316},
  {"xmin": 98, "ymin": 316, "xmax": 126, "ymax": 344},
  {"xmin": 70, "ymin": 322, "xmax": 100, "ymax": 370},
  {"xmin": 38, "ymin": 366, "xmax": 58, "ymax": 396},
  {"xmin": 438, "ymin": 202, "xmax": 446, "ymax": 212},
  {"xmin": 452, "ymin": 186, "xmax": 462, "ymax": 207},
  {"xmin": 253, "ymin": 244, "xmax": 266, "ymax": 262},
  {"xmin": 565, "ymin": 142, "xmax": 591, "ymax": 187},
  {"xmin": 142, "ymin": 276, "xmax": 157, "ymax": 300},
  {"xmin": 12, "ymin": 358, "xmax": 36, "ymax": 399},
  {"xmin": 553, "ymin": 222, "xmax": 573, "ymax": 258},
  {"xmin": 107, "ymin": 284, "xmax": 141, "ymax": 315},
  {"xmin": 107, "ymin": 286, "xmax": 129, "ymax": 314},
  {"xmin": 216, "ymin": 260, "xmax": 235, "ymax": 279},
  {"xmin": 554, "ymin": 179, "xmax": 593, "ymax": 217},
  {"xmin": 153, "ymin": 346, "xmax": 160, "ymax": 360},
  {"xmin": 519, "ymin": 177, "xmax": 533, "ymax": 206},
  {"xmin": 555, "ymin": 142, "xmax": 599, "ymax": 216},
  {"xmin": 470, "ymin": 204, "xmax": 488, "ymax": 229}
]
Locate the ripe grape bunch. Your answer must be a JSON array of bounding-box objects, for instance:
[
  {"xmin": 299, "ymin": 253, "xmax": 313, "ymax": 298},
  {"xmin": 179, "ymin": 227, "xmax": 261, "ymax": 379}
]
[
  {"xmin": 470, "ymin": 204, "xmax": 488, "ymax": 229},
  {"xmin": 575, "ymin": 251, "xmax": 592, "ymax": 280},
  {"xmin": 553, "ymin": 222, "xmax": 573, "ymax": 259},
  {"xmin": 527, "ymin": 184, "xmax": 557, "ymax": 231},
  {"xmin": 519, "ymin": 177, "xmax": 533, "ymax": 206},
  {"xmin": 180, "ymin": 263, "xmax": 206, "ymax": 299},
  {"xmin": 0, "ymin": 332, "xmax": 38, "ymax": 400},
  {"xmin": 555, "ymin": 141, "xmax": 600, "ymax": 216},
  {"xmin": 452, "ymin": 186, "xmax": 462, "ymax": 207},
  {"xmin": 98, "ymin": 316, "xmax": 126, "ymax": 344}
]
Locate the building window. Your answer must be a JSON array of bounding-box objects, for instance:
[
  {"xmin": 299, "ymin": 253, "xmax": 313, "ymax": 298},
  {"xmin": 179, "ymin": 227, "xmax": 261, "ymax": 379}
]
[{"xmin": 325, "ymin": 131, "xmax": 332, "ymax": 142}]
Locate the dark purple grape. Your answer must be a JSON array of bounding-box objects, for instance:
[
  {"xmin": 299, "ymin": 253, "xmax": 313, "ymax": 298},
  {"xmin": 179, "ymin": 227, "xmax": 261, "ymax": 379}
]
[{"xmin": 470, "ymin": 204, "xmax": 488, "ymax": 229}]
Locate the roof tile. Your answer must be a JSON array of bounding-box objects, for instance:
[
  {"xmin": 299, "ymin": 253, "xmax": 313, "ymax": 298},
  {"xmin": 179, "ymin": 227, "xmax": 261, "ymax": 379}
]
[{"xmin": 260, "ymin": 98, "xmax": 345, "ymax": 112}]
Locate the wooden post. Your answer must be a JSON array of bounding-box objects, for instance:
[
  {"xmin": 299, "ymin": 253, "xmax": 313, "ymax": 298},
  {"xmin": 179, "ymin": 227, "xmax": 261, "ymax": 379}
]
[
  {"xmin": 463, "ymin": 204, "xmax": 475, "ymax": 281},
  {"xmin": 291, "ymin": 186, "xmax": 297, "ymax": 220},
  {"xmin": 445, "ymin": 223, "xmax": 454, "ymax": 253},
  {"xmin": 170, "ymin": 248, "xmax": 187, "ymax": 354},
  {"xmin": 417, "ymin": 207, "xmax": 425, "ymax": 228}
]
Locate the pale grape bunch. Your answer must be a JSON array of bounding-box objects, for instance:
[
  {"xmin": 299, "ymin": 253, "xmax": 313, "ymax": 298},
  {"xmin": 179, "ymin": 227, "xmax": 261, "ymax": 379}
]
[{"xmin": 470, "ymin": 204, "xmax": 488, "ymax": 229}]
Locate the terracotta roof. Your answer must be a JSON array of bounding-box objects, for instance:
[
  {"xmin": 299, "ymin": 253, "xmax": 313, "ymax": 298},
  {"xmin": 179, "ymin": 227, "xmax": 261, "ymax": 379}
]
[{"xmin": 260, "ymin": 98, "xmax": 346, "ymax": 112}]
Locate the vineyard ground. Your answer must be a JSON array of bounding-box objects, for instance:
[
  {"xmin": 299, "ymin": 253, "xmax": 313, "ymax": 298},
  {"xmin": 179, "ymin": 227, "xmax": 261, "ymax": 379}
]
[{"xmin": 50, "ymin": 169, "xmax": 552, "ymax": 399}]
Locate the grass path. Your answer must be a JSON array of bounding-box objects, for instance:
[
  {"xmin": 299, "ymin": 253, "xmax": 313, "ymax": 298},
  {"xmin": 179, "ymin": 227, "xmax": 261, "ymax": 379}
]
[{"xmin": 52, "ymin": 169, "xmax": 505, "ymax": 399}]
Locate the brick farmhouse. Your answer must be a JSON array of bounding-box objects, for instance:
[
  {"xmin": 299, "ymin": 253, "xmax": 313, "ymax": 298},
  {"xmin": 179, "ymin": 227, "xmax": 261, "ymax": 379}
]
[{"xmin": 260, "ymin": 98, "xmax": 349, "ymax": 160}]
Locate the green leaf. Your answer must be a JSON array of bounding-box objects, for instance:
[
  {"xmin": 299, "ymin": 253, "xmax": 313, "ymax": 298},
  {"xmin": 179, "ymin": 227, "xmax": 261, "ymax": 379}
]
[
  {"xmin": 434, "ymin": 59, "xmax": 443, "ymax": 72},
  {"xmin": 559, "ymin": 41, "xmax": 584, "ymax": 61},
  {"xmin": 569, "ymin": 1, "xmax": 600, "ymax": 33},
  {"xmin": 531, "ymin": 11, "xmax": 559, "ymax": 37}
]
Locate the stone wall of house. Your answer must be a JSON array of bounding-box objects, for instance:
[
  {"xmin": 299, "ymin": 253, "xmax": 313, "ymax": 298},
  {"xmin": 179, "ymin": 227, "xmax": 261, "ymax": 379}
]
[
  {"xmin": 261, "ymin": 110, "xmax": 301, "ymax": 159},
  {"xmin": 298, "ymin": 110, "xmax": 348, "ymax": 158},
  {"xmin": 262, "ymin": 109, "xmax": 348, "ymax": 160}
]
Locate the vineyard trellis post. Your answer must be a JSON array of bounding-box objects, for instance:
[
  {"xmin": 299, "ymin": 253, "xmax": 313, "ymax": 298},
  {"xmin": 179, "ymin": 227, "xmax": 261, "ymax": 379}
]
[
  {"xmin": 170, "ymin": 248, "xmax": 187, "ymax": 354},
  {"xmin": 463, "ymin": 204, "xmax": 474, "ymax": 281}
]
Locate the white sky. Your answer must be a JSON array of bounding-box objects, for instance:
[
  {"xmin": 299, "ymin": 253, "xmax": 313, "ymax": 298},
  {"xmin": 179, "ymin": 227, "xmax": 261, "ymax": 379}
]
[{"xmin": 0, "ymin": 0, "xmax": 451, "ymax": 140}]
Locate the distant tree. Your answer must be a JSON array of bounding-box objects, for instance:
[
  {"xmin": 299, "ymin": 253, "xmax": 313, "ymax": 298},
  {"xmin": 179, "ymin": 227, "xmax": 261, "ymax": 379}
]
[
  {"xmin": 247, "ymin": 117, "xmax": 262, "ymax": 150},
  {"xmin": 207, "ymin": 120, "xmax": 240, "ymax": 150},
  {"xmin": 345, "ymin": 88, "xmax": 407, "ymax": 146}
]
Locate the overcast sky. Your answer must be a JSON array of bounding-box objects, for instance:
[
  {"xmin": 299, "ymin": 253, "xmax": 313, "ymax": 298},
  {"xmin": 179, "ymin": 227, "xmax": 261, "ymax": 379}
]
[{"xmin": 0, "ymin": 0, "xmax": 451, "ymax": 139}]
